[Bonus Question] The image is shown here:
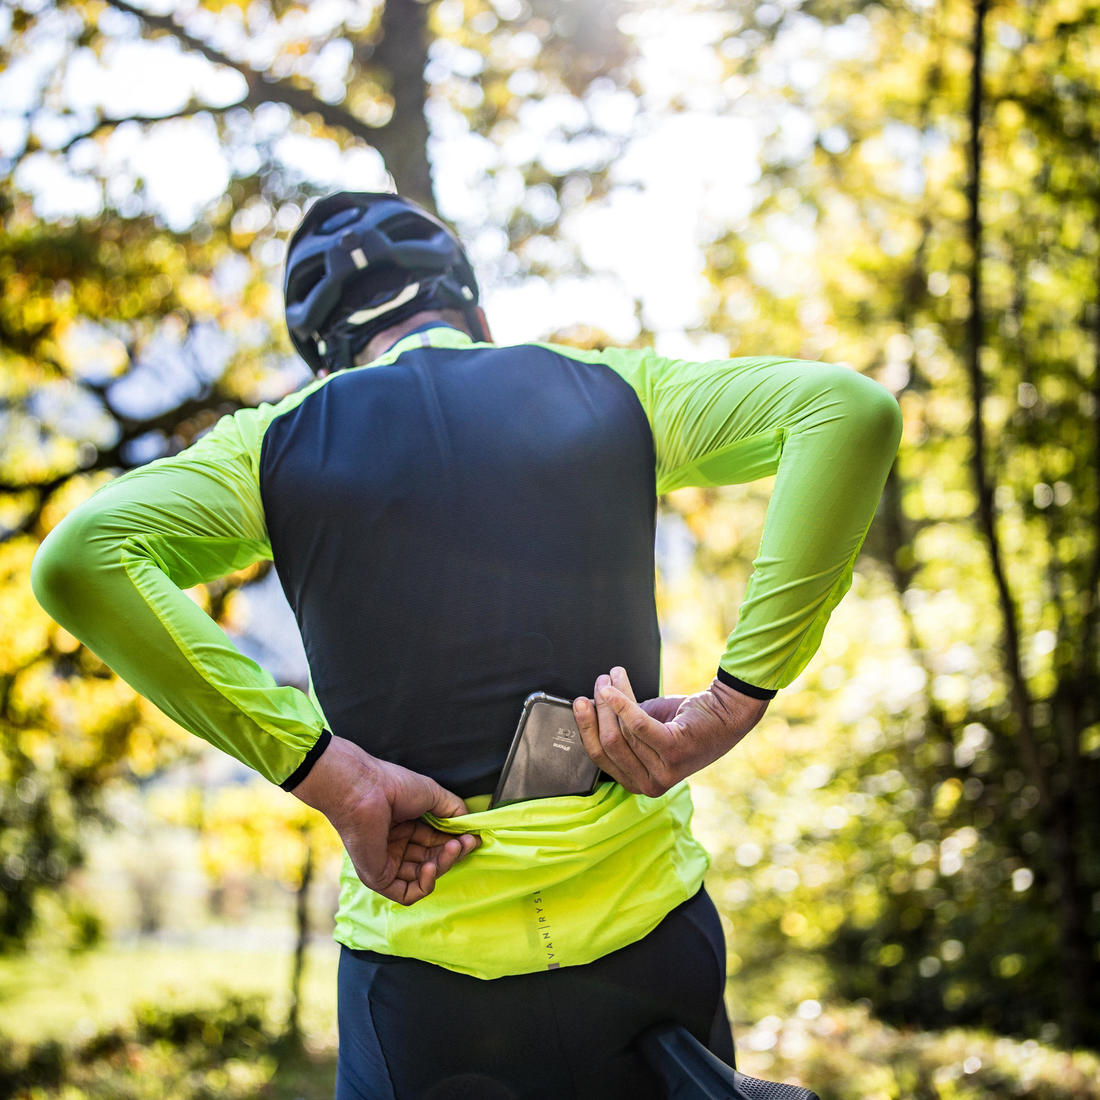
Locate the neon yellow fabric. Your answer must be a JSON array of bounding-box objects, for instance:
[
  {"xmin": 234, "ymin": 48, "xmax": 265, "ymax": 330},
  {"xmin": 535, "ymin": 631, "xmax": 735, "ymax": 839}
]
[
  {"xmin": 545, "ymin": 345, "xmax": 903, "ymax": 691},
  {"xmin": 28, "ymin": 331, "xmax": 486, "ymax": 785},
  {"xmin": 334, "ymin": 781, "xmax": 710, "ymax": 979},
  {"xmin": 30, "ymin": 385, "xmax": 333, "ymax": 785}
]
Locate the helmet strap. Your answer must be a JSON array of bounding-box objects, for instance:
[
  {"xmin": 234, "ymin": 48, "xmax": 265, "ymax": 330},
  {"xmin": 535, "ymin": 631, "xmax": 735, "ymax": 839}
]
[
  {"xmin": 466, "ymin": 307, "xmax": 491, "ymax": 342},
  {"xmin": 323, "ymin": 330, "xmax": 357, "ymax": 373}
]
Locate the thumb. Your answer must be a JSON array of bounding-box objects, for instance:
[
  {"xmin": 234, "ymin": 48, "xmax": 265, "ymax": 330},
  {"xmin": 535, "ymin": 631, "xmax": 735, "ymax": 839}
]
[
  {"xmin": 641, "ymin": 695, "xmax": 686, "ymax": 724},
  {"xmin": 423, "ymin": 778, "xmax": 469, "ymax": 820},
  {"xmin": 384, "ymin": 763, "xmax": 470, "ymax": 821}
]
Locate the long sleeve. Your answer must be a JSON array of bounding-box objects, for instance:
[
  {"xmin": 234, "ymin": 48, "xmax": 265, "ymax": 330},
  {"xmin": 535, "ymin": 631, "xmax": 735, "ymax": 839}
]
[
  {"xmin": 572, "ymin": 346, "xmax": 902, "ymax": 694},
  {"xmin": 30, "ymin": 404, "xmax": 330, "ymax": 787}
]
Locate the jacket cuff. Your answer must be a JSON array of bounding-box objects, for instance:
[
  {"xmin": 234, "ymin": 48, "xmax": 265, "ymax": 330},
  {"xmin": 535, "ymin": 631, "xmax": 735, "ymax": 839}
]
[
  {"xmin": 716, "ymin": 667, "xmax": 778, "ymax": 701},
  {"xmin": 279, "ymin": 729, "xmax": 333, "ymax": 791}
]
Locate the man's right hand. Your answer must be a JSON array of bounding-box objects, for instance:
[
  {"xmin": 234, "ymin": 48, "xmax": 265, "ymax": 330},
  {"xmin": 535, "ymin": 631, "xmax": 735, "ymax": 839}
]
[{"xmin": 289, "ymin": 735, "xmax": 479, "ymax": 906}]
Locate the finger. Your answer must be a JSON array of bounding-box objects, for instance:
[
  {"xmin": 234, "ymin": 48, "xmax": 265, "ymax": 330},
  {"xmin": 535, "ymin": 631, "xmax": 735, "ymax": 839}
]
[
  {"xmin": 394, "ymin": 858, "xmax": 423, "ymax": 883},
  {"xmin": 398, "ymin": 833, "xmax": 476, "ymax": 883},
  {"xmin": 371, "ymin": 835, "xmax": 480, "ymax": 906},
  {"xmin": 417, "ymin": 860, "xmax": 439, "ymax": 899},
  {"xmin": 404, "ymin": 819, "xmax": 468, "ymax": 852},
  {"xmin": 431, "ymin": 836, "xmax": 470, "ymax": 876},
  {"xmin": 601, "ymin": 685, "xmax": 680, "ymax": 791},
  {"xmin": 575, "ymin": 686, "xmax": 637, "ymax": 789},
  {"xmin": 426, "ymin": 831, "xmax": 480, "ymax": 860},
  {"xmin": 428, "ymin": 833, "xmax": 478, "ymax": 868},
  {"xmin": 594, "ymin": 674, "xmax": 650, "ymax": 790},
  {"xmin": 602, "ymin": 684, "xmax": 672, "ymax": 756},
  {"xmin": 397, "ymin": 840, "xmax": 433, "ymax": 863},
  {"xmin": 609, "ymin": 670, "xmax": 671, "ymax": 760},
  {"xmin": 609, "ymin": 666, "xmax": 637, "ymax": 702},
  {"xmin": 574, "ymin": 695, "xmax": 611, "ymax": 771},
  {"xmin": 383, "ymin": 876, "xmax": 431, "ymax": 906}
]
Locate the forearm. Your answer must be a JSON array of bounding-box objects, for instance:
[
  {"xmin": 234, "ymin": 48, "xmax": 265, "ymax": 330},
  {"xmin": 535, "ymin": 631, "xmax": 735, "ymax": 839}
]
[
  {"xmin": 31, "ymin": 483, "xmax": 328, "ymax": 787},
  {"xmin": 588, "ymin": 348, "xmax": 901, "ymax": 695}
]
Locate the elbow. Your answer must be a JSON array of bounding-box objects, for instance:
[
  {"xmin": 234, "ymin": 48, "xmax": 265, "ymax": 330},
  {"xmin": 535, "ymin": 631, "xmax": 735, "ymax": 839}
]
[
  {"xmin": 31, "ymin": 527, "xmax": 75, "ymax": 623},
  {"xmin": 31, "ymin": 512, "xmax": 99, "ymax": 625},
  {"xmin": 843, "ymin": 371, "xmax": 903, "ymax": 462},
  {"xmin": 869, "ymin": 382, "xmax": 903, "ymax": 456}
]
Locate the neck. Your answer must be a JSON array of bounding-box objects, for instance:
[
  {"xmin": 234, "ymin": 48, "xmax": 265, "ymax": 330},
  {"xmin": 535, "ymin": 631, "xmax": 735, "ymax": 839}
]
[{"xmin": 358, "ymin": 311, "xmax": 462, "ymax": 365}]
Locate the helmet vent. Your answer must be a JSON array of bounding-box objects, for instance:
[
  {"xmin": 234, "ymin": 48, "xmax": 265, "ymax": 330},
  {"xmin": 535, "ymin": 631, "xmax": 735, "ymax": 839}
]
[
  {"xmin": 318, "ymin": 207, "xmax": 360, "ymax": 235},
  {"xmin": 287, "ymin": 255, "xmax": 325, "ymax": 300},
  {"xmin": 385, "ymin": 213, "xmax": 437, "ymax": 243}
]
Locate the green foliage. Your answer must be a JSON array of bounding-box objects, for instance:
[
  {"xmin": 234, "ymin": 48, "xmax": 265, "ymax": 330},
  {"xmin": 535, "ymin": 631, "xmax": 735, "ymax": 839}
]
[
  {"xmin": 4, "ymin": 0, "xmax": 1099, "ymax": 1068},
  {"xmin": 0, "ymin": 995, "xmax": 290, "ymax": 1100},
  {"xmin": 736, "ymin": 1003, "xmax": 1100, "ymax": 1100},
  {"xmin": 131, "ymin": 994, "xmax": 268, "ymax": 1052},
  {"xmin": 0, "ymin": 0, "xmax": 642, "ymax": 954},
  {"xmin": 672, "ymin": 0, "xmax": 1100, "ymax": 1048}
]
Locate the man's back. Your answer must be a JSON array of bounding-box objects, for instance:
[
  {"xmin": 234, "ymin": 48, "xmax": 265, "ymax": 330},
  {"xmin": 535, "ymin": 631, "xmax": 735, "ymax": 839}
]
[{"xmin": 260, "ymin": 324, "xmax": 662, "ymax": 797}]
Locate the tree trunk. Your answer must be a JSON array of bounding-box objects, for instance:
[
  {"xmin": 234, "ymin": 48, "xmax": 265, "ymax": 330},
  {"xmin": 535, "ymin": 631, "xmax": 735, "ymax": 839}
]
[
  {"xmin": 964, "ymin": 0, "xmax": 1091, "ymax": 1045},
  {"xmin": 285, "ymin": 833, "xmax": 314, "ymax": 1045},
  {"xmin": 370, "ymin": 0, "xmax": 436, "ymax": 210},
  {"xmin": 963, "ymin": 0, "xmax": 1040, "ymax": 794}
]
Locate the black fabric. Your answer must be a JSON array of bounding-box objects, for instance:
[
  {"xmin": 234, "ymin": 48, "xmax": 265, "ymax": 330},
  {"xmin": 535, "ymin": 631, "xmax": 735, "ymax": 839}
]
[
  {"xmin": 334, "ymin": 888, "xmax": 736, "ymax": 1100},
  {"xmin": 260, "ymin": 338, "xmax": 661, "ymax": 798},
  {"xmin": 278, "ymin": 729, "xmax": 332, "ymax": 790},
  {"xmin": 715, "ymin": 667, "xmax": 777, "ymax": 701}
]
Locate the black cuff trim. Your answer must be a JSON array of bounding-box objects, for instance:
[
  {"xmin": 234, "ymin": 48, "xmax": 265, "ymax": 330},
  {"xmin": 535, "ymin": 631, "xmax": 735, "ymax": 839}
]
[
  {"xmin": 716, "ymin": 668, "xmax": 778, "ymax": 701},
  {"xmin": 279, "ymin": 730, "xmax": 333, "ymax": 791}
]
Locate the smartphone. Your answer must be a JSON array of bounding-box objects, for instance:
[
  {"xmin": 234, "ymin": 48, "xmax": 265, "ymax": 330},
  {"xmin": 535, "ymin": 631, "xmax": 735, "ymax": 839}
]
[{"xmin": 489, "ymin": 692, "xmax": 601, "ymax": 808}]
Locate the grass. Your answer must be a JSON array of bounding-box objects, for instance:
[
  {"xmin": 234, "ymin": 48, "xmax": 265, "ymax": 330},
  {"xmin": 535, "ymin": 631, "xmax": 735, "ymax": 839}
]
[
  {"xmin": 0, "ymin": 939, "xmax": 339, "ymax": 1046},
  {"xmin": 0, "ymin": 940, "xmax": 340, "ymax": 1099},
  {"xmin": 3, "ymin": 941, "xmax": 1100, "ymax": 1099}
]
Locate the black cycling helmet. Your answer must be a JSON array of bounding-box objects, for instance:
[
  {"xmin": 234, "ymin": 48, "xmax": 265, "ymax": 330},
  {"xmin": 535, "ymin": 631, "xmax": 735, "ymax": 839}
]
[{"xmin": 283, "ymin": 191, "xmax": 487, "ymax": 373}]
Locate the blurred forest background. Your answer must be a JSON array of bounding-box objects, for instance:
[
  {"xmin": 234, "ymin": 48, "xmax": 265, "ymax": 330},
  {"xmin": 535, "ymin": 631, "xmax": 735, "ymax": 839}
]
[{"xmin": 2, "ymin": 0, "xmax": 1100, "ymax": 1096}]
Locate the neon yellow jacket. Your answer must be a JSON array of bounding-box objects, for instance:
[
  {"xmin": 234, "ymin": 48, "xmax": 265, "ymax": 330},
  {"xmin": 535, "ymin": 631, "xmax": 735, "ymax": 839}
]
[{"xmin": 32, "ymin": 325, "xmax": 901, "ymax": 976}]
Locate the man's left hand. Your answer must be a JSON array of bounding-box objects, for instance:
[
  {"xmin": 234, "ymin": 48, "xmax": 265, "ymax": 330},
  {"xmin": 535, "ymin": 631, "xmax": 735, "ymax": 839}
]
[{"xmin": 574, "ymin": 667, "xmax": 769, "ymax": 798}]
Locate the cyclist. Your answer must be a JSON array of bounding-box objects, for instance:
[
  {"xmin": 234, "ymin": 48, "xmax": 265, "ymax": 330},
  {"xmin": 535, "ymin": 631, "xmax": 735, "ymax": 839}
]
[{"xmin": 32, "ymin": 191, "xmax": 901, "ymax": 1099}]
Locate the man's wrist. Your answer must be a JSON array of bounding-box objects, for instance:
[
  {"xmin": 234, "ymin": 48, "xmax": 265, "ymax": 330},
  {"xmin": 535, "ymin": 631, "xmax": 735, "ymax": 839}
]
[
  {"xmin": 715, "ymin": 666, "xmax": 777, "ymax": 701},
  {"xmin": 279, "ymin": 729, "xmax": 333, "ymax": 792},
  {"xmin": 708, "ymin": 676, "xmax": 771, "ymax": 738},
  {"xmin": 286, "ymin": 733, "xmax": 385, "ymax": 826}
]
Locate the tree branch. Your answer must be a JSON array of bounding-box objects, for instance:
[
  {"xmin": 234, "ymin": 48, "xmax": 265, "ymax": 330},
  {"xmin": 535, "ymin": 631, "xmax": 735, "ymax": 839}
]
[
  {"xmin": 56, "ymin": 99, "xmax": 249, "ymax": 154},
  {"xmin": 0, "ymin": 392, "xmax": 245, "ymax": 497},
  {"xmin": 97, "ymin": 0, "xmax": 389, "ymax": 147}
]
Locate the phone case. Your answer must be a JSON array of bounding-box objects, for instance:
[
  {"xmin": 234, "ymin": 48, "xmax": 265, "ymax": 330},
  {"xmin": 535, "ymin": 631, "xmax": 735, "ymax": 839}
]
[{"xmin": 489, "ymin": 692, "xmax": 601, "ymax": 808}]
